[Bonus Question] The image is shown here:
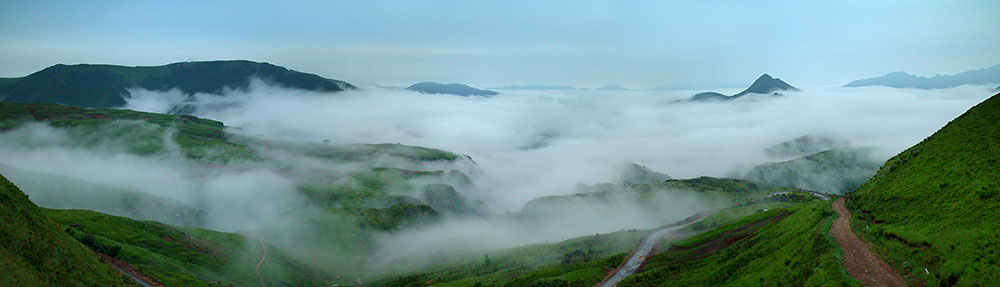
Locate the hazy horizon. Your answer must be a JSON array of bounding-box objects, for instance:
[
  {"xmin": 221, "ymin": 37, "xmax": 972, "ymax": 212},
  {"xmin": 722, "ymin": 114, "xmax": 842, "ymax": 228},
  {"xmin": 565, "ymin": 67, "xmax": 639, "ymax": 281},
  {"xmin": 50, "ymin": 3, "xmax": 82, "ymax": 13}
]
[{"xmin": 2, "ymin": 1, "xmax": 1000, "ymax": 88}]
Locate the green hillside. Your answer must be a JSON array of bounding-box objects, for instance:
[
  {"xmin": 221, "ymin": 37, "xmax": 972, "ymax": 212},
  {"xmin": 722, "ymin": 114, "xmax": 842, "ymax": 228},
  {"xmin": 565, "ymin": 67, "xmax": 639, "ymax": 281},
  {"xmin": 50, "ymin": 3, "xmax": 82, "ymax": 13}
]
[
  {"xmin": 744, "ymin": 147, "xmax": 882, "ymax": 195},
  {"xmin": 620, "ymin": 200, "xmax": 855, "ymax": 286},
  {"xmin": 0, "ymin": 173, "xmax": 138, "ymax": 287},
  {"xmin": 846, "ymin": 92, "xmax": 1000, "ymax": 285},
  {"xmin": 0, "ymin": 101, "xmax": 480, "ymax": 279},
  {"xmin": 536, "ymin": 176, "xmax": 777, "ymax": 212},
  {"xmin": 45, "ymin": 208, "xmax": 332, "ymax": 287},
  {"xmin": 0, "ymin": 60, "xmax": 354, "ymax": 108},
  {"xmin": 0, "ymin": 102, "xmax": 253, "ymax": 160},
  {"xmin": 374, "ymin": 192, "xmax": 826, "ymax": 286}
]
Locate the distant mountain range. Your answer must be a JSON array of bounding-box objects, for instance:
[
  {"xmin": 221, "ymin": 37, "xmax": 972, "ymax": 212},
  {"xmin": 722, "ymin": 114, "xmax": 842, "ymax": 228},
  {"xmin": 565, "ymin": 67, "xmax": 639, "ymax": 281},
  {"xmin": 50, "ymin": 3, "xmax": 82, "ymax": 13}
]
[
  {"xmin": 0, "ymin": 60, "xmax": 354, "ymax": 108},
  {"xmin": 406, "ymin": 82, "xmax": 498, "ymax": 96},
  {"xmin": 688, "ymin": 74, "xmax": 798, "ymax": 102},
  {"xmin": 844, "ymin": 64, "xmax": 1000, "ymax": 89}
]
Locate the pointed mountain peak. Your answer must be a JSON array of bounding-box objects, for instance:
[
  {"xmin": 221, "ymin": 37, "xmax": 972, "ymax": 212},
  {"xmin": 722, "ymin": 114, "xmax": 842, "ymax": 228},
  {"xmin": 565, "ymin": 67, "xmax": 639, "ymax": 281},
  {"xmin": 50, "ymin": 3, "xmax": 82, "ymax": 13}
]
[
  {"xmin": 687, "ymin": 73, "xmax": 798, "ymax": 102},
  {"xmin": 733, "ymin": 73, "xmax": 797, "ymax": 98}
]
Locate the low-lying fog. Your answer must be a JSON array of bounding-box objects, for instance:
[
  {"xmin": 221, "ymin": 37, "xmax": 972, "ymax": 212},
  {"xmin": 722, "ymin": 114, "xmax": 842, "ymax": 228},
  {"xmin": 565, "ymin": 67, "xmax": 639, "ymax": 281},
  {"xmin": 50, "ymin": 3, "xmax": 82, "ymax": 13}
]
[
  {"xmin": 0, "ymin": 80, "xmax": 993, "ymax": 274},
  {"xmin": 128, "ymin": 81, "xmax": 994, "ymax": 210}
]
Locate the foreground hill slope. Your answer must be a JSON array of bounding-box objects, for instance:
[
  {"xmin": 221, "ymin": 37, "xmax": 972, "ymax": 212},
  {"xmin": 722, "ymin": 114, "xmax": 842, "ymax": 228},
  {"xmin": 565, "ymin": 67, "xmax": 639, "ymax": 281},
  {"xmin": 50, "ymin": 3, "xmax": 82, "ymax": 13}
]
[
  {"xmin": 847, "ymin": 92, "xmax": 1000, "ymax": 285},
  {"xmin": 620, "ymin": 200, "xmax": 853, "ymax": 286},
  {"xmin": 44, "ymin": 208, "xmax": 332, "ymax": 287},
  {"xmin": 0, "ymin": 173, "xmax": 137, "ymax": 286},
  {"xmin": 0, "ymin": 60, "xmax": 354, "ymax": 108}
]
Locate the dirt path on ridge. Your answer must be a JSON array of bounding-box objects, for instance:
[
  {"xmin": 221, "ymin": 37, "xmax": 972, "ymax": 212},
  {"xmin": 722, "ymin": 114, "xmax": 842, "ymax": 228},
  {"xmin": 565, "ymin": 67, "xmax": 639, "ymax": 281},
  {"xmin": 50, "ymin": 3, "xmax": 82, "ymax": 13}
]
[
  {"xmin": 255, "ymin": 240, "xmax": 268, "ymax": 287},
  {"xmin": 831, "ymin": 198, "xmax": 905, "ymax": 287}
]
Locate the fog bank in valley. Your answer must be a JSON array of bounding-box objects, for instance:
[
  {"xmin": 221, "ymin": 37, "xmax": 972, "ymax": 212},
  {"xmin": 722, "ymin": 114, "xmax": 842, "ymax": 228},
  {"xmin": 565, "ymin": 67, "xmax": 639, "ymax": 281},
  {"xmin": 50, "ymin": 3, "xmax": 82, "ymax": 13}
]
[
  {"xmin": 127, "ymin": 80, "xmax": 995, "ymax": 210},
  {"xmin": 0, "ymin": 79, "xmax": 992, "ymax": 275}
]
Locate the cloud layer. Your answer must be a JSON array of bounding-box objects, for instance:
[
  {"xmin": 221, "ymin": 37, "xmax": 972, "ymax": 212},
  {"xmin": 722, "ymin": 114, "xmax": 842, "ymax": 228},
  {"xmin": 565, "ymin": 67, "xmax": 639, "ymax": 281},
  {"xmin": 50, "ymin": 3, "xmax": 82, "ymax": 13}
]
[{"xmin": 126, "ymin": 81, "xmax": 996, "ymax": 210}]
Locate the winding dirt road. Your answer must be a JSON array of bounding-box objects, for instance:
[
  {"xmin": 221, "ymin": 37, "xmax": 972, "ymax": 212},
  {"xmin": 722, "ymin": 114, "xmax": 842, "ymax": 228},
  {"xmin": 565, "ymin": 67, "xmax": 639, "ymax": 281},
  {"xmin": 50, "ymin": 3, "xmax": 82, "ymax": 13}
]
[
  {"xmin": 597, "ymin": 191, "xmax": 832, "ymax": 286},
  {"xmin": 597, "ymin": 211, "xmax": 716, "ymax": 287},
  {"xmin": 256, "ymin": 240, "xmax": 268, "ymax": 287},
  {"xmin": 831, "ymin": 198, "xmax": 905, "ymax": 287},
  {"xmin": 97, "ymin": 253, "xmax": 164, "ymax": 287}
]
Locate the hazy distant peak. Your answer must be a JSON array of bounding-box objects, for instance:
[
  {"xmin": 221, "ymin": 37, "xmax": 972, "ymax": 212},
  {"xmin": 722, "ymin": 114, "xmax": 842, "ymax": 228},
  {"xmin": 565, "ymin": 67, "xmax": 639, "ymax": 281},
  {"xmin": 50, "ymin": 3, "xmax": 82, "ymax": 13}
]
[
  {"xmin": 687, "ymin": 73, "xmax": 797, "ymax": 102},
  {"xmin": 844, "ymin": 64, "xmax": 1000, "ymax": 89},
  {"xmin": 734, "ymin": 73, "xmax": 797, "ymax": 97},
  {"xmin": 407, "ymin": 82, "xmax": 498, "ymax": 96}
]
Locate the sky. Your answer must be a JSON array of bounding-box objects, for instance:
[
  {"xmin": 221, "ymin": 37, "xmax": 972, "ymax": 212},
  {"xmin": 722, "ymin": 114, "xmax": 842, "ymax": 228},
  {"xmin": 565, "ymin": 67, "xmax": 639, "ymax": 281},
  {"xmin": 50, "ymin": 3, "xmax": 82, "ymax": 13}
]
[{"xmin": 1, "ymin": 0, "xmax": 999, "ymax": 88}]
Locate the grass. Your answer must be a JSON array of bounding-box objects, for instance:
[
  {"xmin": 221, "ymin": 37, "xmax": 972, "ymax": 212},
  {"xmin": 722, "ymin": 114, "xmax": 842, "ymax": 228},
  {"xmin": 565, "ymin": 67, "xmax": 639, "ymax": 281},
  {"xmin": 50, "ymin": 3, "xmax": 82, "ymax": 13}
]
[
  {"xmin": 0, "ymin": 173, "xmax": 138, "ymax": 287},
  {"xmin": 846, "ymin": 92, "xmax": 1000, "ymax": 285},
  {"xmin": 620, "ymin": 200, "xmax": 857, "ymax": 286},
  {"xmin": 371, "ymin": 229, "xmax": 649, "ymax": 286},
  {"xmin": 0, "ymin": 102, "xmax": 475, "ymax": 282},
  {"xmin": 530, "ymin": 177, "xmax": 776, "ymax": 212},
  {"xmin": 373, "ymin": 192, "xmax": 829, "ymax": 287},
  {"xmin": 45, "ymin": 208, "xmax": 333, "ymax": 287},
  {"xmin": 0, "ymin": 102, "xmax": 255, "ymax": 161}
]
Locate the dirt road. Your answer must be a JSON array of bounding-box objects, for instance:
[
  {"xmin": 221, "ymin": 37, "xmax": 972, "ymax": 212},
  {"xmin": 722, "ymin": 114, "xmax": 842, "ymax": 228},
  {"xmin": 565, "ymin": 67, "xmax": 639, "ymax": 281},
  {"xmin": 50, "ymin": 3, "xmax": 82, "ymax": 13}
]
[
  {"xmin": 256, "ymin": 240, "xmax": 268, "ymax": 287},
  {"xmin": 97, "ymin": 253, "xmax": 164, "ymax": 287},
  {"xmin": 831, "ymin": 198, "xmax": 905, "ymax": 287},
  {"xmin": 597, "ymin": 211, "xmax": 716, "ymax": 287}
]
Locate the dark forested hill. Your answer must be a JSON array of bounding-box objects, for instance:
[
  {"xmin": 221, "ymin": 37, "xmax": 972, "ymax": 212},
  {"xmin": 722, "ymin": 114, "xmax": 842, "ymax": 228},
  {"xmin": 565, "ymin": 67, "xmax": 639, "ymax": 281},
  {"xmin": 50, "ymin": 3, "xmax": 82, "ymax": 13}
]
[{"xmin": 0, "ymin": 60, "xmax": 354, "ymax": 107}]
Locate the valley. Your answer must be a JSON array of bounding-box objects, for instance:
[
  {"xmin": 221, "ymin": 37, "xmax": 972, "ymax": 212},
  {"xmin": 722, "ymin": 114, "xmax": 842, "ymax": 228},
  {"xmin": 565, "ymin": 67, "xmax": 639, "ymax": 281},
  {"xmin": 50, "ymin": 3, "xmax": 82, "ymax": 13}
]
[
  {"xmin": 2, "ymin": 3, "xmax": 999, "ymax": 285},
  {"xmin": 0, "ymin": 62, "xmax": 998, "ymax": 285}
]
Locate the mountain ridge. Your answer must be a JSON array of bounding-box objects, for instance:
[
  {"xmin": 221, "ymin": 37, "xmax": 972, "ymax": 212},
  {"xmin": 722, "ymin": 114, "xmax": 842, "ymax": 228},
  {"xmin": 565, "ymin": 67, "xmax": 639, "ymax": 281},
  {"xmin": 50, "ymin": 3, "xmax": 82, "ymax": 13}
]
[
  {"xmin": 844, "ymin": 64, "xmax": 1000, "ymax": 89},
  {"xmin": 0, "ymin": 60, "xmax": 355, "ymax": 108},
  {"xmin": 406, "ymin": 82, "xmax": 498, "ymax": 96}
]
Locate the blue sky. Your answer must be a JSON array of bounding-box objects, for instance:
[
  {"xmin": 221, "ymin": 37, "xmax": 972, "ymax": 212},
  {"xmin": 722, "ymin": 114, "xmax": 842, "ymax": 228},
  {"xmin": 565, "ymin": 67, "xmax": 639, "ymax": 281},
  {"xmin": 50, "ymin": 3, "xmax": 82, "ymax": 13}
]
[{"xmin": 1, "ymin": 1, "xmax": 998, "ymax": 88}]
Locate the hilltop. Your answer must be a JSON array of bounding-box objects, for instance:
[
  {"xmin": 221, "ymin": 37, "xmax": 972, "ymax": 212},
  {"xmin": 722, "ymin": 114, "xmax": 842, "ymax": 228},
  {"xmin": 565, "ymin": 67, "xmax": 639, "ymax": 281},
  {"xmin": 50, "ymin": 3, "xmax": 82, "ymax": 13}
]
[
  {"xmin": 0, "ymin": 60, "xmax": 354, "ymax": 108},
  {"xmin": 688, "ymin": 74, "xmax": 798, "ymax": 102},
  {"xmin": 846, "ymin": 92, "xmax": 1000, "ymax": 285},
  {"xmin": 407, "ymin": 82, "xmax": 498, "ymax": 96},
  {"xmin": 844, "ymin": 64, "xmax": 1000, "ymax": 89},
  {"xmin": 0, "ymin": 173, "xmax": 138, "ymax": 286},
  {"xmin": 744, "ymin": 147, "xmax": 882, "ymax": 195}
]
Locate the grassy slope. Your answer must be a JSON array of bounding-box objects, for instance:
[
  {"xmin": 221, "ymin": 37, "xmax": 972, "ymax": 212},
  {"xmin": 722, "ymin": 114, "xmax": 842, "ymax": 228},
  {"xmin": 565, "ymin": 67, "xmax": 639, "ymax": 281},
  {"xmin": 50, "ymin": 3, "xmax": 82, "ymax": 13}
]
[
  {"xmin": 373, "ymin": 229, "xmax": 648, "ymax": 287},
  {"xmin": 374, "ymin": 192, "xmax": 823, "ymax": 287},
  {"xmin": 0, "ymin": 102, "xmax": 254, "ymax": 160},
  {"xmin": 527, "ymin": 177, "xmax": 776, "ymax": 213},
  {"xmin": 0, "ymin": 102, "xmax": 472, "ymax": 278},
  {"xmin": 0, "ymin": 60, "xmax": 354, "ymax": 108},
  {"xmin": 0, "ymin": 173, "xmax": 138, "ymax": 287},
  {"xmin": 45, "ymin": 208, "xmax": 332, "ymax": 287},
  {"xmin": 744, "ymin": 147, "xmax": 881, "ymax": 195},
  {"xmin": 846, "ymin": 92, "xmax": 1000, "ymax": 285},
  {"xmin": 621, "ymin": 200, "xmax": 856, "ymax": 286}
]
